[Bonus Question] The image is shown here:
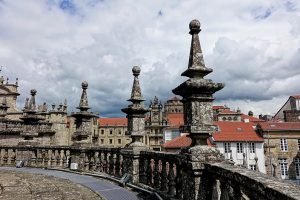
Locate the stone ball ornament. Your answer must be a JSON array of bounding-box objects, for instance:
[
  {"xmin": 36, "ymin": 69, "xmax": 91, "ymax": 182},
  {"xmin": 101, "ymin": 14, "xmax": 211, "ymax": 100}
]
[
  {"xmin": 30, "ymin": 89, "xmax": 37, "ymax": 95},
  {"xmin": 132, "ymin": 66, "xmax": 141, "ymax": 76},
  {"xmin": 189, "ymin": 19, "xmax": 201, "ymax": 33},
  {"xmin": 82, "ymin": 81, "xmax": 88, "ymax": 89}
]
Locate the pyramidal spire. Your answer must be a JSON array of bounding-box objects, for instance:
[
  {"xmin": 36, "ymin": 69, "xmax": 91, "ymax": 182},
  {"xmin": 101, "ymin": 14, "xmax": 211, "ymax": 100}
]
[
  {"xmin": 129, "ymin": 66, "xmax": 144, "ymax": 102},
  {"xmin": 181, "ymin": 19, "xmax": 212, "ymax": 78},
  {"xmin": 78, "ymin": 81, "xmax": 90, "ymax": 111},
  {"xmin": 28, "ymin": 89, "xmax": 37, "ymax": 111}
]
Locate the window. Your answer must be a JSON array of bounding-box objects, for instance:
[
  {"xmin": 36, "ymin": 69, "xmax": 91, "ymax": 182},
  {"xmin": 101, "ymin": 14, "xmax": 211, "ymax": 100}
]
[
  {"xmin": 118, "ymin": 130, "xmax": 122, "ymax": 135},
  {"xmin": 222, "ymin": 117, "xmax": 226, "ymax": 121},
  {"xmin": 109, "ymin": 129, "xmax": 113, "ymax": 135},
  {"xmin": 280, "ymin": 139, "xmax": 288, "ymax": 151},
  {"xmin": 298, "ymin": 139, "xmax": 300, "ymax": 151},
  {"xmin": 233, "ymin": 116, "xmax": 238, "ymax": 121},
  {"xmin": 279, "ymin": 158, "xmax": 288, "ymax": 178},
  {"xmin": 109, "ymin": 139, "xmax": 113, "ymax": 144},
  {"xmin": 250, "ymin": 143, "xmax": 255, "ymax": 153},
  {"xmin": 100, "ymin": 139, "xmax": 104, "ymax": 144},
  {"xmin": 118, "ymin": 139, "xmax": 121, "ymax": 144},
  {"xmin": 237, "ymin": 143, "xmax": 243, "ymax": 153},
  {"xmin": 228, "ymin": 117, "xmax": 232, "ymax": 121},
  {"xmin": 101, "ymin": 130, "xmax": 104, "ymax": 134},
  {"xmin": 224, "ymin": 142, "xmax": 231, "ymax": 153},
  {"xmin": 250, "ymin": 165, "xmax": 256, "ymax": 171}
]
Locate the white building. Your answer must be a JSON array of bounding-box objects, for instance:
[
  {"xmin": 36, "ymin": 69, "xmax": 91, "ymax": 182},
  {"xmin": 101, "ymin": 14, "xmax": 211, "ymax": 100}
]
[{"xmin": 212, "ymin": 121, "xmax": 266, "ymax": 173}]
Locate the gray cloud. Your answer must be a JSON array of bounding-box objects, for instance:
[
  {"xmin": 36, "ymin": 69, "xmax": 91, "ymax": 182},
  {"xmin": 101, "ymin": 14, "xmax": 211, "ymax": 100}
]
[{"xmin": 1, "ymin": 0, "xmax": 300, "ymax": 117}]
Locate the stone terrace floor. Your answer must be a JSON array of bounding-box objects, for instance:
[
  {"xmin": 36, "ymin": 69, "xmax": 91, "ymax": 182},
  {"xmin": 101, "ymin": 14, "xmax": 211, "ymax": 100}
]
[{"xmin": 0, "ymin": 167, "xmax": 140, "ymax": 200}]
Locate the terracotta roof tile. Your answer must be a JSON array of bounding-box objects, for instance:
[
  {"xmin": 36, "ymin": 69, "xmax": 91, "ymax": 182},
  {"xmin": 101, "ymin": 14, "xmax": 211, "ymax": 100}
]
[
  {"xmin": 292, "ymin": 95, "xmax": 300, "ymax": 99},
  {"xmin": 213, "ymin": 105, "xmax": 225, "ymax": 110},
  {"xmin": 213, "ymin": 121, "xmax": 263, "ymax": 142},
  {"xmin": 162, "ymin": 134, "xmax": 213, "ymax": 148},
  {"xmin": 98, "ymin": 118, "xmax": 127, "ymax": 126},
  {"xmin": 241, "ymin": 114, "xmax": 265, "ymax": 123},
  {"xmin": 258, "ymin": 122, "xmax": 300, "ymax": 131}
]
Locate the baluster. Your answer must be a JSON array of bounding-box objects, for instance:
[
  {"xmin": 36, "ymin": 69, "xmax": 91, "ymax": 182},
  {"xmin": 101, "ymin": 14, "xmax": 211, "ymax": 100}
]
[
  {"xmin": 120, "ymin": 154, "xmax": 123, "ymax": 176},
  {"xmin": 47, "ymin": 150, "xmax": 52, "ymax": 167},
  {"xmin": 220, "ymin": 178, "xmax": 231, "ymax": 200},
  {"xmin": 168, "ymin": 161, "xmax": 176, "ymax": 196},
  {"xmin": 0, "ymin": 148, "xmax": 4, "ymax": 165},
  {"xmin": 36, "ymin": 149, "xmax": 42, "ymax": 167},
  {"xmin": 31, "ymin": 150, "xmax": 37, "ymax": 167},
  {"xmin": 90, "ymin": 156, "xmax": 95, "ymax": 171},
  {"xmin": 55, "ymin": 150, "xmax": 60, "ymax": 166},
  {"xmin": 65, "ymin": 150, "xmax": 70, "ymax": 168},
  {"xmin": 99, "ymin": 152, "xmax": 104, "ymax": 172},
  {"xmin": 3, "ymin": 149, "xmax": 8, "ymax": 165},
  {"xmin": 85, "ymin": 154, "xmax": 90, "ymax": 171},
  {"xmin": 139, "ymin": 157, "xmax": 146, "ymax": 184},
  {"xmin": 175, "ymin": 164, "xmax": 183, "ymax": 199},
  {"xmin": 115, "ymin": 153, "xmax": 121, "ymax": 177},
  {"xmin": 11, "ymin": 149, "xmax": 16, "ymax": 165},
  {"xmin": 153, "ymin": 158, "xmax": 160, "ymax": 189},
  {"xmin": 59, "ymin": 150, "xmax": 65, "ymax": 167},
  {"xmin": 103, "ymin": 152, "xmax": 108, "ymax": 173},
  {"xmin": 7, "ymin": 149, "xmax": 12, "ymax": 165},
  {"xmin": 95, "ymin": 152, "xmax": 100, "ymax": 171},
  {"xmin": 147, "ymin": 158, "xmax": 153, "ymax": 186},
  {"xmin": 161, "ymin": 160, "xmax": 168, "ymax": 192},
  {"xmin": 109, "ymin": 153, "xmax": 114, "ymax": 175},
  {"xmin": 51, "ymin": 150, "xmax": 56, "ymax": 167}
]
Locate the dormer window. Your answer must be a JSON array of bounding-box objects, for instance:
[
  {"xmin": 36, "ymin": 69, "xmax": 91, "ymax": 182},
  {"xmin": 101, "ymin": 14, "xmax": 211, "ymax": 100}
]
[{"xmin": 237, "ymin": 127, "xmax": 243, "ymax": 132}]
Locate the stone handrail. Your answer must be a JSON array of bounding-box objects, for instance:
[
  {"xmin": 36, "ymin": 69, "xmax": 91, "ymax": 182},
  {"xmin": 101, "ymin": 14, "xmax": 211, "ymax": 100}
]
[
  {"xmin": 1, "ymin": 145, "xmax": 300, "ymax": 200},
  {"xmin": 204, "ymin": 162, "xmax": 300, "ymax": 200}
]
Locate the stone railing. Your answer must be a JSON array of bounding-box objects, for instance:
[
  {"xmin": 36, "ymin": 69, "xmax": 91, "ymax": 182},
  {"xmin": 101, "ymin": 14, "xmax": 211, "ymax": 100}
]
[
  {"xmin": 0, "ymin": 146, "xmax": 123, "ymax": 178},
  {"xmin": 1, "ymin": 145, "xmax": 300, "ymax": 200},
  {"xmin": 138, "ymin": 150, "xmax": 185, "ymax": 199},
  {"xmin": 204, "ymin": 162, "xmax": 300, "ymax": 200}
]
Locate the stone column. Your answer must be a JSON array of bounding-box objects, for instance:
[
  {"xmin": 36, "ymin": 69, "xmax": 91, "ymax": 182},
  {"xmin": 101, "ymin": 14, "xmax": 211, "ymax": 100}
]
[
  {"xmin": 173, "ymin": 19, "xmax": 225, "ymax": 199},
  {"xmin": 121, "ymin": 66, "xmax": 149, "ymax": 184}
]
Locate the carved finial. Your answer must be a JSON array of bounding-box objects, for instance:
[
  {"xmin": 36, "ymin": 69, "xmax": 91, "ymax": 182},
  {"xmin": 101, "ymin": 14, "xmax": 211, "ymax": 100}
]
[
  {"xmin": 15, "ymin": 78, "xmax": 18, "ymax": 86},
  {"xmin": 153, "ymin": 96, "xmax": 159, "ymax": 105},
  {"xmin": 130, "ymin": 66, "xmax": 144, "ymax": 101},
  {"xmin": 78, "ymin": 81, "xmax": 89, "ymax": 111},
  {"xmin": 6, "ymin": 78, "xmax": 8, "ymax": 84},
  {"xmin": 24, "ymin": 98, "xmax": 29, "ymax": 110},
  {"xmin": 28, "ymin": 89, "xmax": 37, "ymax": 111},
  {"xmin": 42, "ymin": 102, "xmax": 47, "ymax": 112},
  {"xmin": 181, "ymin": 19, "xmax": 212, "ymax": 78},
  {"xmin": 0, "ymin": 76, "xmax": 4, "ymax": 85},
  {"xmin": 52, "ymin": 103, "xmax": 55, "ymax": 110},
  {"xmin": 63, "ymin": 98, "xmax": 67, "ymax": 111}
]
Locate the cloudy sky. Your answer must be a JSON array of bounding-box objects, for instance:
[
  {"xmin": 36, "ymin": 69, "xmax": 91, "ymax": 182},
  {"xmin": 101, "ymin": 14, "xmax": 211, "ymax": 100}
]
[{"xmin": 0, "ymin": 0, "xmax": 299, "ymax": 117}]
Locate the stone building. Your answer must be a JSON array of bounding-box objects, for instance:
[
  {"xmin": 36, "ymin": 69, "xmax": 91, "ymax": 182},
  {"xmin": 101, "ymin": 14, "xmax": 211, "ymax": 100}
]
[
  {"xmin": 257, "ymin": 122, "xmax": 300, "ymax": 180},
  {"xmin": 163, "ymin": 96, "xmax": 183, "ymax": 115},
  {"xmin": 274, "ymin": 95, "xmax": 300, "ymax": 122},
  {"xmin": 98, "ymin": 117, "xmax": 129, "ymax": 147},
  {"xmin": 0, "ymin": 71, "xmax": 99, "ymax": 147}
]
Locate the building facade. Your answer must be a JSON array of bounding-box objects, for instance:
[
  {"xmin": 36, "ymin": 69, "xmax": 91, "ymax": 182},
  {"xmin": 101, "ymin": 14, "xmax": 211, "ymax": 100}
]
[{"xmin": 257, "ymin": 122, "xmax": 300, "ymax": 180}]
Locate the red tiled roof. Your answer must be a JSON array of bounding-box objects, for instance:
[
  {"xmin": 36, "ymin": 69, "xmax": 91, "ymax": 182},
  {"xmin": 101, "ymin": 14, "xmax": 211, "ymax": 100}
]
[
  {"xmin": 213, "ymin": 121, "xmax": 263, "ymax": 142},
  {"xmin": 98, "ymin": 118, "xmax": 127, "ymax": 126},
  {"xmin": 162, "ymin": 134, "xmax": 191, "ymax": 148},
  {"xmin": 162, "ymin": 134, "xmax": 213, "ymax": 149},
  {"xmin": 241, "ymin": 114, "xmax": 265, "ymax": 123},
  {"xmin": 291, "ymin": 95, "xmax": 300, "ymax": 99},
  {"xmin": 213, "ymin": 105, "xmax": 225, "ymax": 110},
  {"xmin": 258, "ymin": 122, "xmax": 300, "ymax": 131},
  {"xmin": 218, "ymin": 110, "xmax": 241, "ymax": 115}
]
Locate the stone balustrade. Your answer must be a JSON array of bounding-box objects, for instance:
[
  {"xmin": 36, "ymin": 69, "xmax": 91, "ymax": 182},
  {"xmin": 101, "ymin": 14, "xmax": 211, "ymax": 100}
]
[
  {"xmin": 1, "ymin": 145, "xmax": 300, "ymax": 200},
  {"xmin": 139, "ymin": 150, "xmax": 185, "ymax": 199}
]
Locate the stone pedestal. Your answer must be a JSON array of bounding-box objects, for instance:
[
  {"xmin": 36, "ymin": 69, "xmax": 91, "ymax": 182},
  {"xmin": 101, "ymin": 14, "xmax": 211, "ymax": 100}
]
[{"xmin": 181, "ymin": 146, "xmax": 224, "ymax": 200}]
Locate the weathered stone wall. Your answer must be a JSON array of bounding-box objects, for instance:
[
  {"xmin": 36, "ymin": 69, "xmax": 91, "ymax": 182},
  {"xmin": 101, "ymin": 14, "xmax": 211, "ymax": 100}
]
[{"xmin": 284, "ymin": 110, "xmax": 300, "ymax": 122}]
